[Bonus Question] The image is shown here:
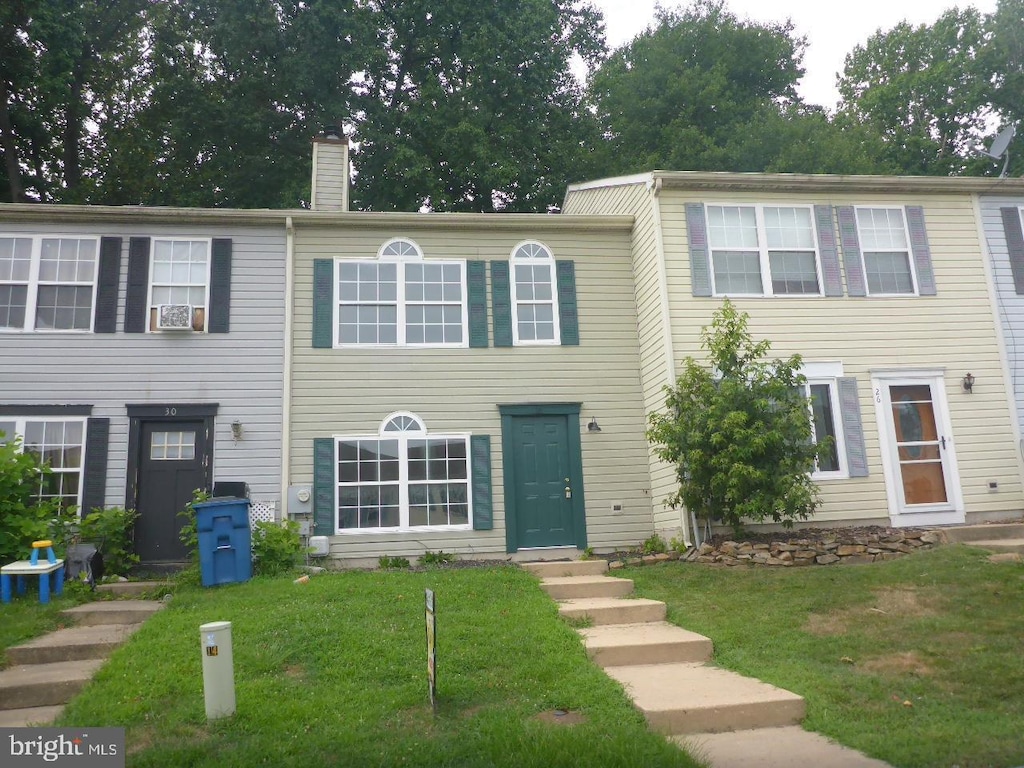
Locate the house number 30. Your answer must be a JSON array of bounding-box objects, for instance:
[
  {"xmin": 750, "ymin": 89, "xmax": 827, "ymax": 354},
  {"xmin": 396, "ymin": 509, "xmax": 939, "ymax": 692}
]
[{"xmin": 164, "ymin": 407, "xmax": 177, "ymax": 416}]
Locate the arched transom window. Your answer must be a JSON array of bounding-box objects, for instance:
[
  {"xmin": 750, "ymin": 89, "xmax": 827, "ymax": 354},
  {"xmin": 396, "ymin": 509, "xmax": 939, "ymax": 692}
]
[
  {"xmin": 335, "ymin": 239, "xmax": 467, "ymax": 347},
  {"xmin": 335, "ymin": 413, "xmax": 471, "ymax": 531},
  {"xmin": 510, "ymin": 241, "xmax": 559, "ymax": 344}
]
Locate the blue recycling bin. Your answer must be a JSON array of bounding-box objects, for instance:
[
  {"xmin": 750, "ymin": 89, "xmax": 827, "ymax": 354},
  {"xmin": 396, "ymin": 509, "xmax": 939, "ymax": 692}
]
[{"xmin": 195, "ymin": 498, "xmax": 252, "ymax": 587}]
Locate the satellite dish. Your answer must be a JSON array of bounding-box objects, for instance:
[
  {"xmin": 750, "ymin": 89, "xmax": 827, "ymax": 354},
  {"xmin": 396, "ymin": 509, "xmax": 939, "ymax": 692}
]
[{"xmin": 976, "ymin": 125, "xmax": 1015, "ymax": 177}]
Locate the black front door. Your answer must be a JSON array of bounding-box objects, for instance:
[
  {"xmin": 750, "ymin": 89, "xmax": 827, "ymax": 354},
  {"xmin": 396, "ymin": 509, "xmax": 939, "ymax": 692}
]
[{"xmin": 134, "ymin": 420, "xmax": 210, "ymax": 562}]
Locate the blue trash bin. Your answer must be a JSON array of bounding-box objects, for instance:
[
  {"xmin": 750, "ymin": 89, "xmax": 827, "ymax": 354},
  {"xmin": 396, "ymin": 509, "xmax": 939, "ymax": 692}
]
[{"xmin": 195, "ymin": 498, "xmax": 252, "ymax": 587}]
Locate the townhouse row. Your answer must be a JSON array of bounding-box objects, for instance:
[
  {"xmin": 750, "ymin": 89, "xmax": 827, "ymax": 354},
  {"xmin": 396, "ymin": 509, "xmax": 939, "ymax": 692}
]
[{"xmin": 3, "ymin": 136, "xmax": 1024, "ymax": 564}]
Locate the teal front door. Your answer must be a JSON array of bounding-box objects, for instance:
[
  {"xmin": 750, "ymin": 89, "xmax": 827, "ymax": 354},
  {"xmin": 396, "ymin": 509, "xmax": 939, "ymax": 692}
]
[{"xmin": 510, "ymin": 414, "xmax": 576, "ymax": 549}]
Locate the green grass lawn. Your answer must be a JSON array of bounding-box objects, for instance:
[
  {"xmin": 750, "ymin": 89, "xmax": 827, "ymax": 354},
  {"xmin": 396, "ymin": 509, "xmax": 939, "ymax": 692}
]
[
  {"xmin": 44, "ymin": 566, "xmax": 700, "ymax": 768},
  {"xmin": 0, "ymin": 587, "xmax": 90, "ymax": 668},
  {"xmin": 621, "ymin": 544, "xmax": 1024, "ymax": 768}
]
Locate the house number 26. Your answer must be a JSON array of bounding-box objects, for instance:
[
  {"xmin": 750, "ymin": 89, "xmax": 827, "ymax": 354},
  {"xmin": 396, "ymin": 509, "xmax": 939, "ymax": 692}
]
[
  {"xmin": 164, "ymin": 407, "xmax": 177, "ymax": 416},
  {"xmin": 874, "ymin": 388, "xmax": 881, "ymax": 404}
]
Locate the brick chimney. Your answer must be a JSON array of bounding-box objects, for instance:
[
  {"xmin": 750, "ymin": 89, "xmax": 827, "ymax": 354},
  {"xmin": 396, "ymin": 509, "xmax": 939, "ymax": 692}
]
[{"xmin": 311, "ymin": 126, "xmax": 349, "ymax": 211}]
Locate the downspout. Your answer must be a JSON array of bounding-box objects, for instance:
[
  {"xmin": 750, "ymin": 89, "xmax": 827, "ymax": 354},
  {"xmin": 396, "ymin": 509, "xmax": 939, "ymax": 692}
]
[
  {"xmin": 649, "ymin": 177, "xmax": 694, "ymax": 546},
  {"xmin": 281, "ymin": 215, "xmax": 295, "ymax": 518}
]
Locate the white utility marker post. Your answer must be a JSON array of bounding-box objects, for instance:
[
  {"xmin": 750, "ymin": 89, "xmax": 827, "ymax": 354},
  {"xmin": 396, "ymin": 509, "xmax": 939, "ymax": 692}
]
[{"xmin": 200, "ymin": 621, "xmax": 236, "ymax": 719}]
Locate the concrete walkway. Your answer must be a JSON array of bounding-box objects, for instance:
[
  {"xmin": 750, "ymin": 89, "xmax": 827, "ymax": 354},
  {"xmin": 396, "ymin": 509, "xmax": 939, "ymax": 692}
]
[
  {"xmin": 524, "ymin": 560, "xmax": 889, "ymax": 768},
  {"xmin": 0, "ymin": 583, "xmax": 166, "ymax": 727}
]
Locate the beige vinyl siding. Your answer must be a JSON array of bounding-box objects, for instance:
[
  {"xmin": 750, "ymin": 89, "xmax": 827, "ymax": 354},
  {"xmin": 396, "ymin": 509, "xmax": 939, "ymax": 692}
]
[
  {"xmin": 659, "ymin": 190, "xmax": 1022, "ymax": 523},
  {"xmin": 311, "ymin": 141, "xmax": 349, "ymax": 211},
  {"xmin": 565, "ymin": 184, "xmax": 687, "ymax": 536},
  {"xmin": 290, "ymin": 221, "xmax": 653, "ymax": 559}
]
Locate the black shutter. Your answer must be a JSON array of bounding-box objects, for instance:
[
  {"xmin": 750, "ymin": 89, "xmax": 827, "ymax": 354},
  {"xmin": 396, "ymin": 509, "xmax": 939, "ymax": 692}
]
[
  {"xmin": 491, "ymin": 261, "xmax": 513, "ymax": 347},
  {"xmin": 124, "ymin": 237, "xmax": 151, "ymax": 332},
  {"xmin": 467, "ymin": 260, "xmax": 488, "ymax": 348},
  {"xmin": 313, "ymin": 259, "xmax": 334, "ymax": 348},
  {"xmin": 95, "ymin": 237, "xmax": 121, "ymax": 333},
  {"xmin": 471, "ymin": 434, "xmax": 492, "ymax": 530},
  {"xmin": 208, "ymin": 238, "xmax": 232, "ymax": 333},
  {"xmin": 313, "ymin": 437, "xmax": 335, "ymax": 535},
  {"xmin": 81, "ymin": 417, "xmax": 110, "ymax": 513}
]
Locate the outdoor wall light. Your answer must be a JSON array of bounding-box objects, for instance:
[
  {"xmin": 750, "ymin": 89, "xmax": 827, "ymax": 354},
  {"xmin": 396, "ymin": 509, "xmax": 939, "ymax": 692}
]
[
  {"xmin": 962, "ymin": 373, "xmax": 975, "ymax": 394},
  {"xmin": 231, "ymin": 420, "xmax": 244, "ymax": 441},
  {"xmin": 587, "ymin": 417, "xmax": 602, "ymax": 433}
]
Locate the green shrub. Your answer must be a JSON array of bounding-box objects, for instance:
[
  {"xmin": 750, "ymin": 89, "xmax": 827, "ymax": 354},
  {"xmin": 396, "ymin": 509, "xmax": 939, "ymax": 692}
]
[
  {"xmin": 378, "ymin": 555, "xmax": 410, "ymax": 569},
  {"xmin": 641, "ymin": 534, "xmax": 667, "ymax": 555},
  {"xmin": 52, "ymin": 506, "xmax": 139, "ymax": 576},
  {"xmin": 177, "ymin": 488, "xmax": 210, "ymax": 560},
  {"xmin": 251, "ymin": 520, "xmax": 304, "ymax": 576},
  {"xmin": 0, "ymin": 434, "xmax": 59, "ymax": 562},
  {"xmin": 420, "ymin": 550, "xmax": 458, "ymax": 566}
]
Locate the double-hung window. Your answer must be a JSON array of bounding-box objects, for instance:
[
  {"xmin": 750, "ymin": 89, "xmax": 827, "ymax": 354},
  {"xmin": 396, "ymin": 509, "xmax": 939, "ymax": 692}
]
[
  {"xmin": 854, "ymin": 208, "xmax": 917, "ymax": 295},
  {"xmin": 0, "ymin": 418, "xmax": 86, "ymax": 507},
  {"xmin": 510, "ymin": 241, "xmax": 559, "ymax": 344},
  {"xmin": 707, "ymin": 205, "xmax": 822, "ymax": 296},
  {"xmin": 335, "ymin": 413, "xmax": 471, "ymax": 532},
  {"xmin": 336, "ymin": 239, "xmax": 467, "ymax": 347},
  {"xmin": 0, "ymin": 235, "xmax": 99, "ymax": 331},
  {"xmin": 148, "ymin": 238, "xmax": 211, "ymax": 331},
  {"xmin": 800, "ymin": 363, "xmax": 848, "ymax": 480}
]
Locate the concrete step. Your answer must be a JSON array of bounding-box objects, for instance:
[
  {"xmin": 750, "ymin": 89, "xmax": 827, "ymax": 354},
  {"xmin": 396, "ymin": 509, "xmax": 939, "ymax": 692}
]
[
  {"xmin": 963, "ymin": 538, "xmax": 1024, "ymax": 554},
  {"xmin": 522, "ymin": 560, "xmax": 608, "ymax": 578},
  {"xmin": 541, "ymin": 575, "xmax": 634, "ymax": 600},
  {"xmin": 675, "ymin": 726, "xmax": 891, "ymax": 767},
  {"xmin": 95, "ymin": 581, "xmax": 170, "ymax": 598},
  {"xmin": 0, "ymin": 659, "xmax": 105, "ymax": 710},
  {"xmin": 605, "ymin": 662, "xmax": 805, "ymax": 735},
  {"xmin": 61, "ymin": 600, "xmax": 164, "ymax": 626},
  {"xmin": 941, "ymin": 523, "xmax": 1024, "ymax": 543},
  {"xmin": 0, "ymin": 705, "xmax": 65, "ymax": 727},
  {"xmin": 558, "ymin": 597, "xmax": 666, "ymax": 625},
  {"xmin": 578, "ymin": 621, "xmax": 713, "ymax": 667},
  {"xmin": 6, "ymin": 623, "xmax": 143, "ymax": 665}
]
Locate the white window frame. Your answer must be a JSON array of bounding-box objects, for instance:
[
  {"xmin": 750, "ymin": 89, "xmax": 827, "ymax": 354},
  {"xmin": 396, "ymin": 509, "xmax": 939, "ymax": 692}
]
[
  {"xmin": 0, "ymin": 416, "xmax": 87, "ymax": 508},
  {"xmin": 146, "ymin": 236, "xmax": 213, "ymax": 333},
  {"xmin": 334, "ymin": 412, "xmax": 473, "ymax": 533},
  {"xmin": 801, "ymin": 362, "xmax": 848, "ymax": 481},
  {"xmin": 707, "ymin": 204, "xmax": 824, "ymax": 298},
  {"xmin": 0, "ymin": 234, "xmax": 100, "ymax": 333},
  {"xmin": 854, "ymin": 207, "xmax": 919, "ymax": 296},
  {"xmin": 510, "ymin": 240, "xmax": 561, "ymax": 346},
  {"xmin": 333, "ymin": 238, "xmax": 468, "ymax": 348}
]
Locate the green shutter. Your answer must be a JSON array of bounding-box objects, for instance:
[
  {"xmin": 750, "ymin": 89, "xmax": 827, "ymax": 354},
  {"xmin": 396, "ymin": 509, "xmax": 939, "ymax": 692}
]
[
  {"xmin": 556, "ymin": 260, "xmax": 579, "ymax": 346},
  {"xmin": 313, "ymin": 437, "xmax": 335, "ymax": 535},
  {"xmin": 491, "ymin": 261, "xmax": 513, "ymax": 347},
  {"xmin": 313, "ymin": 259, "xmax": 334, "ymax": 348},
  {"xmin": 471, "ymin": 434, "xmax": 492, "ymax": 530},
  {"xmin": 467, "ymin": 260, "xmax": 488, "ymax": 348}
]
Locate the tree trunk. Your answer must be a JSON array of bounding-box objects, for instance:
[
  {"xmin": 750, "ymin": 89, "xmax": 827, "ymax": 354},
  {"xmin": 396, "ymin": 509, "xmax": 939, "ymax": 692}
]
[{"xmin": 0, "ymin": 77, "xmax": 25, "ymax": 202}]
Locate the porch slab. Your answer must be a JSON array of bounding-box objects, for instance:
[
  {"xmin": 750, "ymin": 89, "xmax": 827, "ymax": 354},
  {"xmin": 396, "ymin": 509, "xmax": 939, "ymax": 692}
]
[{"xmin": 522, "ymin": 560, "xmax": 608, "ymax": 578}]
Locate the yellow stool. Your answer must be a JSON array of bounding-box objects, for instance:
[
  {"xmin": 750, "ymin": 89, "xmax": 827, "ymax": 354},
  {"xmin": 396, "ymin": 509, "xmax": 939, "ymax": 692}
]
[{"xmin": 29, "ymin": 540, "xmax": 57, "ymax": 566}]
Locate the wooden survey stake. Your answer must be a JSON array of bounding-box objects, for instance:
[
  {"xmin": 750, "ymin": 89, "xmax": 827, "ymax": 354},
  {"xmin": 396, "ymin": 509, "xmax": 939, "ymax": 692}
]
[{"xmin": 425, "ymin": 588, "xmax": 437, "ymax": 710}]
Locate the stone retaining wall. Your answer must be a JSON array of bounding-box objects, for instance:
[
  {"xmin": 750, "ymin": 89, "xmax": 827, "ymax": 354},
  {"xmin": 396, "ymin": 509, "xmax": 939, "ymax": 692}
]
[{"xmin": 608, "ymin": 528, "xmax": 947, "ymax": 569}]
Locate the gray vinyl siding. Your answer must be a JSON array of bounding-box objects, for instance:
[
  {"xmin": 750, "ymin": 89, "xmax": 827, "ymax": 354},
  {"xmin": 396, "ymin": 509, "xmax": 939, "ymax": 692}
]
[
  {"xmin": 0, "ymin": 219, "xmax": 286, "ymax": 506},
  {"xmin": 979, "ymin": 196, "xmax": 1024, "ymax": 455},
  {"xmin": 290, "ymin": 220, "xmax": 652, "ymax": 559}
]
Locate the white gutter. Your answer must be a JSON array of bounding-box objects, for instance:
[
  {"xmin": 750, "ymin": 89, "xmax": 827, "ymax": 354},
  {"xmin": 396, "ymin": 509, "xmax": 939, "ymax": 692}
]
[{"xmin": 281, "ymin": 215, "xmax": 295, "ymax": 518}]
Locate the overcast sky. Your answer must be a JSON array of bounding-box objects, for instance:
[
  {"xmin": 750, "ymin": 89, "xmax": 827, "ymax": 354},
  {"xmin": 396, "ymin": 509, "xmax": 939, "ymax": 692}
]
[{"xmin": 590, "ymin": 0, "xmax": 999, "ymax": 109}]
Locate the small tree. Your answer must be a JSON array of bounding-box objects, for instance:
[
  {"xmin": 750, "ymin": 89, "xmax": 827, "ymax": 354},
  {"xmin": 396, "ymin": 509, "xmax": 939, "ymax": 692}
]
[
  {"xmin": 647, "ymin": 300, "xmax": 825, "ymax": 534},
  {"xmin": 0, "ymin": 434, "xmax": 59, "ymax": 562}
]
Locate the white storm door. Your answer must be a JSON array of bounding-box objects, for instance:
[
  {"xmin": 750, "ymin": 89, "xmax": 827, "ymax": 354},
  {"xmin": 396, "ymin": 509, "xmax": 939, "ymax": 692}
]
[{"xmin": 874, "ymin": 373, "xmax": 963, "ymax": 525}]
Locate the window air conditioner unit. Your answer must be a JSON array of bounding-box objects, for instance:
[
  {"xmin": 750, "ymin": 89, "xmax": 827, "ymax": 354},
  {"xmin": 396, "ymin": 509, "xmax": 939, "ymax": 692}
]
[{"xmin": 156, "ymin": 304, "xmax": 193, "ymax": 330}]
